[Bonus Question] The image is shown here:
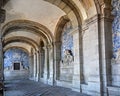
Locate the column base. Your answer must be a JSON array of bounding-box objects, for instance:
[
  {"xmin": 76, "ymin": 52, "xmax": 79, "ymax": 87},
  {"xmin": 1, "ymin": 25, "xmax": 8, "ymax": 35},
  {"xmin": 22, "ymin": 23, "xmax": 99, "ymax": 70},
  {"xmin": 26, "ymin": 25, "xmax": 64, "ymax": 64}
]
[
  {"xmin": 35, "ymin": 73, "xmax": 40, "ymax": 82},
  {"xmin": 43, "ymin": 72, "xmax": 48, "ymax": 84},
  {"xmin": 108, "ymin": 86, "xmax": 120, "ymax": 96},
  {"xmin": 47, "ymin": 74, "xmax": 54, "ymax": 85}
]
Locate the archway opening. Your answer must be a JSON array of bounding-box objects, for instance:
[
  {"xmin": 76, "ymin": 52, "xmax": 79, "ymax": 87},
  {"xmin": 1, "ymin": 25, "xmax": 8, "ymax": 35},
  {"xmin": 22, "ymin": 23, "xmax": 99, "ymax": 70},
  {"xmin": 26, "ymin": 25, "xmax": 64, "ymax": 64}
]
[{"xmin": 4, "ymin": 48, "xmax": 29, "ymax": 80}]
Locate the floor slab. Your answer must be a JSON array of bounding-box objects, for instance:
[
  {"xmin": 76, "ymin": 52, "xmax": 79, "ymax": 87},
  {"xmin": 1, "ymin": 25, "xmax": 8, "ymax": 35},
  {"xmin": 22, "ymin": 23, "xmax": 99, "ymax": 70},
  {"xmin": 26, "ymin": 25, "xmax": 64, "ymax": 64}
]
[{"xmin": 4, "ymin": 79, "xmax": 90, "ymax": 96}]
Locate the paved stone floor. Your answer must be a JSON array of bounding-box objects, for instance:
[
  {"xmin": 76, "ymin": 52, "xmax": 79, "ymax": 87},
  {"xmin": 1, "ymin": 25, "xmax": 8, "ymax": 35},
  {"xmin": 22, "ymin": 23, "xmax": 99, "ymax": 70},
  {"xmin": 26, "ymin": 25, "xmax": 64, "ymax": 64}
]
[{"xmin": 3, "ymin": 79, "xmax": 90, "ymax": 96}]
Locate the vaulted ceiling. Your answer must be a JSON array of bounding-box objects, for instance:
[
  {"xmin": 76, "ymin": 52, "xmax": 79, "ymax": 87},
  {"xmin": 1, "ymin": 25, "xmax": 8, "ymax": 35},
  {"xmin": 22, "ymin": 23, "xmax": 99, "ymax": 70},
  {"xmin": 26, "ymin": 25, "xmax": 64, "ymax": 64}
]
[{"xmin": 0, "ymin": 0, "xmax": 111, "ymax": 53}]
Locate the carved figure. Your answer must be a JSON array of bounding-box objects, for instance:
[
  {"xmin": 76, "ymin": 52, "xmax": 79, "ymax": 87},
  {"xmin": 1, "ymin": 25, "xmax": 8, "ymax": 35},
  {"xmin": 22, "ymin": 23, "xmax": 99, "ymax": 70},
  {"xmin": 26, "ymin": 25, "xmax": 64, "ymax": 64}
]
[{"xmin": 61, "ymin": 49, "xmax": 73, "ymax": 66}]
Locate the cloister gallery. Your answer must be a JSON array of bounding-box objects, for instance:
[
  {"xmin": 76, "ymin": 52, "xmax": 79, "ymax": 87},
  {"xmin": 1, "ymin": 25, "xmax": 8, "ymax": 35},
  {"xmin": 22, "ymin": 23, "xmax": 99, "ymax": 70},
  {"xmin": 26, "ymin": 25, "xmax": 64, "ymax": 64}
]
[{"xmin": 0, "ymin": 0, "xmax": 120, "ymax": 96}]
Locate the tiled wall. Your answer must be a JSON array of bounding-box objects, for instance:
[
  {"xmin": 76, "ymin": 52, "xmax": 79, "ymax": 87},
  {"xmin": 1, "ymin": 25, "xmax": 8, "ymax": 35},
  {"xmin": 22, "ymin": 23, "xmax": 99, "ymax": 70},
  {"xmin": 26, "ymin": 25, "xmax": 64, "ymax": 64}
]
[
  {"xmin": 61, "ymin": 22, "xmax": 73, "ymax": 57},
  {"xmin": 4, "ymin": 48, "xmax": 29, "ymax": 68},
  {"xmin": 112, "ymin": 0, "xmax": 120, "ymax": 58}
]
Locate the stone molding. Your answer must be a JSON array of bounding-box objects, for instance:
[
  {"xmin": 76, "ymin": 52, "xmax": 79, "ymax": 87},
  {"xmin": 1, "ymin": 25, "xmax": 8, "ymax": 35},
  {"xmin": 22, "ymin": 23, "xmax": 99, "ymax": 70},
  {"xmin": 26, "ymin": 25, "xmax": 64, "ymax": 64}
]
[{"xmin": 69, "ymin": 26, "xmax": 80, "ymax": 35}]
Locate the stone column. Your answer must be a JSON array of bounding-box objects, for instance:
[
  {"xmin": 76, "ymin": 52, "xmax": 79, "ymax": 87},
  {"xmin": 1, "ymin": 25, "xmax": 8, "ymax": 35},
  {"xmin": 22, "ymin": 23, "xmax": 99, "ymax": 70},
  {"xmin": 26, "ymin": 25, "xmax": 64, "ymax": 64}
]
[
  {"xmin": 36, "ymin": 51, "xmax": 40, "ymax": 81},
  {"xmin": 43, "ymin": 46, "xmax": 48, "ymax": 84},
  {"xmin": 54, "ymin": 42, "xmax": 61, "ymax": 82},
  {"xmin": 29, "ymin": 54, "xmax": 34, "ymax": 79},
  {"xmin": 33, "ymin": 52, "xmax": 37, "ymax": 80},
  {"xmin": 99, "ymin": 4, "xmax": 113, "ymax": 95},
  {"xmin": 47, "ymin": 44, "xmax": 54, "ymax": 85},
  {"xmin": 0, "ymin": 8, "xmax": 5, "ymax": 81},
  {"xmin": 39, "ymin": 47, "xmax": 44, "ymax": 79},
  {"xmin": 0, "ymin": 39, "xmax": 3, "ymax": 80}
]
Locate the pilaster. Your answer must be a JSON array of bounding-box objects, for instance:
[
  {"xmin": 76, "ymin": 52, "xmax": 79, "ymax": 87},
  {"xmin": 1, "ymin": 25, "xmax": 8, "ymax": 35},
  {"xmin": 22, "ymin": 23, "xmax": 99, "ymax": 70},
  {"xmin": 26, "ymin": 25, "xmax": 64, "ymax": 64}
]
[
  {"xmin": 43, "ymin": 46, "xmax": 49, "ymax": 84},
  {"xmin": 70, "ymin": 27, "xmax": 81, "ymax": 92},
  {"xmin": 36, "ymin": 51, "xmax": 40, "ymax": 81},
  {"xmin": 29, "ymin": 54, "xmax": 34, "ymax": 80},
  {"xmin": 54, "ymin": 41, "xmax": 61, "ymax": 81},
  {"xmin": 47, "ymin": 44, "xmax": 54, "ymax": 85},
  {"xmin": 33, "ymin": 52, "xmax": 37, "ymax": 80}
]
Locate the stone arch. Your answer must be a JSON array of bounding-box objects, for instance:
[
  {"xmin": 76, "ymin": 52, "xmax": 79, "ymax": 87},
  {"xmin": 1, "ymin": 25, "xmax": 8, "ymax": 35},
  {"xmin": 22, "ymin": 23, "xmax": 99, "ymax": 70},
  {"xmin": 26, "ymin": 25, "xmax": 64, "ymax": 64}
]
[
  {"xmin": 54, "ymin": 15, "xmax": 70, "ymax": 42},
  {"xmin": 44, "ymin": 0, "xmax": 101, "ymax": 24},
  {"xmin": 44, "ymin": 0, "xmax": 81, "ymax": 29},
  {"xmin": 94, "ymin": 0, "xmax": 101, "ymax": 14},
  {"xmin": 3, "ymin": 37, "xmax": 37, "ymax": 50},
  {"xmin": 4, "ymin": 47, "xmax": 30, "ymax": 77},
  {"xmin": 4, "ymin": 46, "xmax": 29, "ymax": 54},
  {"xmin": 54, "ymin": 15, "xmax": 74, "ymax": 84},
  {"xmin": 2, "ymin": 20, "xmax": 53, "ymax": 45}
]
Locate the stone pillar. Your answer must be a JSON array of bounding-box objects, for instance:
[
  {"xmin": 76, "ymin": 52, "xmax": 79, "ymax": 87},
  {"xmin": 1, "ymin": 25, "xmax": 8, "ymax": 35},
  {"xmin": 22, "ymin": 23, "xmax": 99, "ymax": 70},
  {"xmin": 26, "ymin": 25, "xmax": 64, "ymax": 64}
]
[
  {"xmin": 54, "ymin": 42, "xmax": 61, "ymax": 82},
  {"xmin": 98, "ymin": 3, "xmax": 113, "ymax": 95},
  {"xmin": 36, "ymin": 51, "xmax": 40, "ymax": 81},
  {"xmin": 0, "ymin": 8, "xmax": 5, "ymax": 81},
  {"xmin": 29, "ymin": 54, "xmax": 34, "ymax": 79},
  {"xmin": 43, "ymin": 46, "xmax": 48, "ymax": 84},
  {"xmin": 0, "ymin": 39, "xmax": 3, "ymax": 80},
  {"xmin": 70, "ymin": 27, "xmax": 81, "ymax": 92},
  {"xmin": 47, "ymin": 44, "xmax": 54, "ymax": 85},
  {"xmin": 40, "ymin": 47, "xmax": 44, "ymax": 79},
  {"xmin": 33, "ymin": 52, "xmax": 37, "ymax": 80}
]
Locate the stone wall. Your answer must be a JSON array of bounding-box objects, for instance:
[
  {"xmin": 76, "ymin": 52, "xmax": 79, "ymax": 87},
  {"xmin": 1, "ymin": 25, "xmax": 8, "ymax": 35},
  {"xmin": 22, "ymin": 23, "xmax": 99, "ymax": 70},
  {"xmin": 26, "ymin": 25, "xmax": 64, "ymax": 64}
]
[{"xmin": 81, "ymin": 15, "xmax": 101, "ymax": 96}]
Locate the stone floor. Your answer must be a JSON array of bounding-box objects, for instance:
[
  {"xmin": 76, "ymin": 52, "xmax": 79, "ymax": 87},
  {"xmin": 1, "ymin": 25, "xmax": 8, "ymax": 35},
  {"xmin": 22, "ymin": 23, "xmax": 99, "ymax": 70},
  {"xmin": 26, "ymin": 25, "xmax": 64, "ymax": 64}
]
[{"xmin": 4, "ymin": 79, "xmax": 90, "ymax": 96}]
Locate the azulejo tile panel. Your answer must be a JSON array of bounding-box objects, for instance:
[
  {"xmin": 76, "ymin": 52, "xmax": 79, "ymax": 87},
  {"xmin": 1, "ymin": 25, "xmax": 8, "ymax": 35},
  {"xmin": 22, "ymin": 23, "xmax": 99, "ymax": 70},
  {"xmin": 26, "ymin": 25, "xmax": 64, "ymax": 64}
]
[
  {"xmin": 61, "ymin": 22, "xmax": 73, "ymax": 58},
  {"xmin": 112, "ymin": 0, "xmax": 120, "ymax": 58},
  {"xmin": 4, "ymin": 48, "xmax": 29, "ymax": 68}
]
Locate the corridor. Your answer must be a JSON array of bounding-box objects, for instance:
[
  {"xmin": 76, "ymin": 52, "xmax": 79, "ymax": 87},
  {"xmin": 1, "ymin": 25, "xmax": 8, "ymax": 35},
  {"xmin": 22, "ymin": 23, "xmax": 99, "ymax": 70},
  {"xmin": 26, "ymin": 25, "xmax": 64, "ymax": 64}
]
[
  {"xmin": 0, "ymin": 0, "xmax": 118, "ymax": 95},
  {"xmin": 4, "ymin": 79, "xmax": 89, "ymax": 96}
]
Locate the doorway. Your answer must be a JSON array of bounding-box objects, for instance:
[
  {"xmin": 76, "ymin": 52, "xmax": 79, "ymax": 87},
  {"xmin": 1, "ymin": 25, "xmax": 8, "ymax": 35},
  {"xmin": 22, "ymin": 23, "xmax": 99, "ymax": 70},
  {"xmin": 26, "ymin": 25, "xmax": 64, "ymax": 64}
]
[{"xmin": 14, "ymin": 63, "xmax": 20, "ymax": 70}]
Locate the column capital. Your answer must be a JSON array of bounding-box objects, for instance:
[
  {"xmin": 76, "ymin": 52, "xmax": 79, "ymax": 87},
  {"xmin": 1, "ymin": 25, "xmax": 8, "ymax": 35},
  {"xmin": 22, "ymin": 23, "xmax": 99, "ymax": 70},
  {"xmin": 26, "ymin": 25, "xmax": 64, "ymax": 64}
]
[
  {"xmin": 43, "ymin": 46, "xmax": 47, "ymax": 50},
  {"xmin": 47, "ymin": 43, "xmax": 53, "ymax": 49},
  {"xmin": 0, "ymin": 9, "xmax": 5, "ymax": 23}
]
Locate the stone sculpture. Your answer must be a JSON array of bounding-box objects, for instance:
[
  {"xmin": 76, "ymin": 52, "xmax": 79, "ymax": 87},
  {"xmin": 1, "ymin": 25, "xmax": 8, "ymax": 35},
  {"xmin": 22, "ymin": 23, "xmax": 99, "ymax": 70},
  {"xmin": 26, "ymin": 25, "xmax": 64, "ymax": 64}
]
[{"xmin": 61, "ymin": 49, "xmax": 73, "ymax": 66}]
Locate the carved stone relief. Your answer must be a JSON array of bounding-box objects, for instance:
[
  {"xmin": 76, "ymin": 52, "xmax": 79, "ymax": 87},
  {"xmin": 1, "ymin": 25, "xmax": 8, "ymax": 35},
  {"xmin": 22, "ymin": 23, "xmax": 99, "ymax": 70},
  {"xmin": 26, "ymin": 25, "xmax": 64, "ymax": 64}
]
[{"xmin": 60, "ymin": 49, "xmax": 73, "ymax": 82}]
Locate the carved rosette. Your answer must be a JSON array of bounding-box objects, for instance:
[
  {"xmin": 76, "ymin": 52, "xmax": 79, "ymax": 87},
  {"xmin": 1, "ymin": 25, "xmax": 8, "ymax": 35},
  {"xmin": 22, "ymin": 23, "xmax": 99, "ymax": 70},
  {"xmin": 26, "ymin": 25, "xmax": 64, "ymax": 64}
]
[{"xmin": 111, "ymin": 0, "xmax": 120, "ymax": 64}]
